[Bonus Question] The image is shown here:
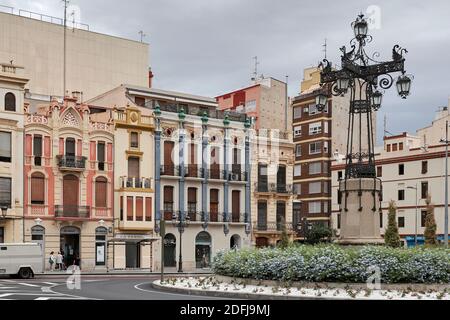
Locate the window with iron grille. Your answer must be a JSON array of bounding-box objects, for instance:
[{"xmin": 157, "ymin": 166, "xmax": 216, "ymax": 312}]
[{"xmin": 0, "ymin": 177, "xmax": 11, "ymax": 208}]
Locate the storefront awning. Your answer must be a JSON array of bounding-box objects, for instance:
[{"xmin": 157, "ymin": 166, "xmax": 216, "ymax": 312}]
[{"xmin": 108, "ymin": 234, "xmax": 160, "ymax": 244}]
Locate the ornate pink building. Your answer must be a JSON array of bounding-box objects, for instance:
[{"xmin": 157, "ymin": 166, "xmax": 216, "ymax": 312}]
[{"xmin": 23, "ymin": 94, "xmax": 114, "ymax": 270}]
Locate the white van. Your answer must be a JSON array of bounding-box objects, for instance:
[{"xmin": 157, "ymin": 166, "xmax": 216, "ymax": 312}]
[{"xmin": 0, "ymin": 243, "xmax": 43, "ymax": 279}]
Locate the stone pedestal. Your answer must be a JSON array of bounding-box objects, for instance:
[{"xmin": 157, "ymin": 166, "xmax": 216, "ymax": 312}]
[{"xmin": 336, "ymin": 178, "xmax": 384, "ymax": 245}]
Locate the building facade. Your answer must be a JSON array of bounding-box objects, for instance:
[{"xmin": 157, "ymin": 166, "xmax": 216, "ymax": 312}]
[
  {"xmin": 331, "ymin": 106, "xmax": 450, "ymax": 246},
  {"xmin": 0, "ymin": 63, "xmax": 28, "ymax": 243},
  {"xmin": 111, "ymin": 105, "xmax": 157, "ymax": 270},
  {"xmin": 251, "ymin": 129, "xmax": 295, "ymax": 247},
  {"xmin": 23, "ymin": 93, "xmax": 114, "ymax": 270},
  {"xmin": 0, "ymin": 10, "xmax": 149, "ymax": 100},
  {"xmin": 88, "ymin": 85, "xmax": 251, "ymax": 271},
  {"xmin": 291, "ymin": 67, "xmax": 350, "ymax": 239},
  {"xmin": 216, "ymin": 77, "xmax": 289, "ymax": 131}
]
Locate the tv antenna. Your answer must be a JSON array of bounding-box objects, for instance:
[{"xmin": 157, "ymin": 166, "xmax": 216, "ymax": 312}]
[
  {"xmin": 139, "ymin": 30, "xmax": 146, "ymax": 43},
  {"xmin": 383, "ymin": 114, "xmax": 394, "ymax": 137},
  {"xmin": 251, "ymin": 56, "xmax": 259, "ymax": 82},
  {"xmin": 323, "ymin": 38, "xmax": 327, "ymax": 60}
]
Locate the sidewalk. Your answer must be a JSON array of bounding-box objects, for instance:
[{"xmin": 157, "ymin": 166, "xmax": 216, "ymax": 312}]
[{"xmin": 41, "ymin": 268, "xmax": 212, "ymax": 276}]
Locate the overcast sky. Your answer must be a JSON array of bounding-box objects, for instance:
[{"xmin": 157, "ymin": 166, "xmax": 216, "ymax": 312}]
[{"xmin": 4, "ymin": 0, "xmax": 450, "ymax": 143}]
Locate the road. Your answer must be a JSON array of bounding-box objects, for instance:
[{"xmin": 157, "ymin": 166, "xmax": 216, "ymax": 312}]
[{"xmin": 0, "ymin": 275, "xmax": 229, "ymax": 300}]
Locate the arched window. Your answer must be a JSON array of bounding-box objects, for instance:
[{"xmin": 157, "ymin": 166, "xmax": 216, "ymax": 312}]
[
  {"xmin": 95, "ymin": 177, "xmax": 107, "ymax": 208},
  {"xmin": 31, "ymin": 172, "xmax": 45, "ymax": 204},
  {"xmin": 5, "ymin": 92, "xmax": 16, "ymax": 112},
  {"xmin": 195, "ymin": 231, "xmax": 211, "ymax": 269}
]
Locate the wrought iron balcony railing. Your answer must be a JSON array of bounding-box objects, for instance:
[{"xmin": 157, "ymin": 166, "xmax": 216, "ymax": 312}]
[
  {"xmin": 252, "ymin": 221, "xmax": 294, "ymax": 232},
  {"xmin": 56, "ymin": 155, "xmax": 87, "ymax": 169},
  {"xmin": 55, "ymin": 205, "xmax": 90, "ymax": 218},
  {"xmin": 160, "ymin": 165, "xmax": 179, "ymax": 176},
  {"xmin": 255, "ymin": 182, "xmax": 269, "ymax": 192},
  {"xmin": 120, "ymin": 176, "xmax": 152, "ymax": 189}
]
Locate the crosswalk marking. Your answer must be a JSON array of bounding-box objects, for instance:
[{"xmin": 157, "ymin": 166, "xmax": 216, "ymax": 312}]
[{"xmin": 41, "ymin": 282, "xmax": 58, "ymax": 286}]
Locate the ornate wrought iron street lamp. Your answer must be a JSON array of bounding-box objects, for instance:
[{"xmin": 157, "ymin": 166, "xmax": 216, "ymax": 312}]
[
  {"xmin": 172, "ymin": 210, "xmax": 190, "ymax": 273},
  {"xmin": 318, "ymin": 13, "xmax": 413, "ymax": 181}
]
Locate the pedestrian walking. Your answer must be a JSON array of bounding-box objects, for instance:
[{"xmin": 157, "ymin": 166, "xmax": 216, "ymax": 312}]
[
  {"xmin": 48, "ymin": 251, "xmax": 55, "ymax": 271},
  {"xmin": 56, "ymin": 251, "xmax": 63, "ymax": 270}
]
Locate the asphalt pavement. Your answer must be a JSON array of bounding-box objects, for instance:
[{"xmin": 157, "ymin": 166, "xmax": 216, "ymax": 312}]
[{"xmin": 0, "ymin": 275, "xmax": 229, "ymax": 300}]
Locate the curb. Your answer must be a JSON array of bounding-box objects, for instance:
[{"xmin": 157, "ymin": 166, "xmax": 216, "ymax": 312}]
[
  {"xmin": 151, "ymin": 281, "xmax": 336, "ymax": 300},
  {"xmin": 38, "ymin": 272, "xmax": 213, "ymax": 277}
]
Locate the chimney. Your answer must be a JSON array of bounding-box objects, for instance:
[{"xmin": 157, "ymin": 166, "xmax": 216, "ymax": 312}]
[{"xmin": 148, "ymin": 67, "xmax": 154, "ymax": 88}]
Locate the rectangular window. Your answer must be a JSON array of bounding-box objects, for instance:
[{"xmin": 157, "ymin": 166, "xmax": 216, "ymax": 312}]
[
  {"xmin": 97, "ymin": 144, "xmax": 105, "ymax": 171},
  {"xmin": 188, "ymin": 187, "xmax": 197, "ymax": 214},
  {"xmin": 323, "ymin": 181, "xmax": 329, "ymax": 193},
  {"xmin": 387, "ymin": 144, "xmax": 391, "ymax": 152},
  {"xmin": 323, "ymin": 161, "xmax": 329, "ymax": 173},
  {"xmin": 294, "ymin": 164, "xmax": 301, "ymax": 177},
  {"xmin": 398, "ymin": 216, "xmax": 405, "ymax": 228},
  {"xmin": 0, "ymin": 177, "xmax": 11, "ymax": 208},
  {"xmin": 135, "ymin": 96, "xmax": 145, "ymax": 107},
  {"xmin": 323, "ymin": 201, "xmax": 329, "ymax": 213},
  {"xmin": 136, "ymin": 197, "xmax": 143, "ymax": 221},
  {"xmin": 308, "ymin": 201, "xmax": 321, "ymax": 214},
  {"xmin": 128, "ymin": 157, "xmax": 140, "ymax": 178},
  {"xmin": 294, "ymin": 126, "xmax": 302, "ymax": 138},
  {"xmin": 309, "ymin": 142, "xmax": 321, "ymax": 154},
  {"xmin": 324, "ymin": 121, "xmax": 329, "ymax": 134},
  {"xmin": 130, "ymin": 132, "xmax": 139, "ymax": 148},
  {"xmin": 308, "ymin": 104, "xmax": 318, "ymax": 115},
  {"xmin": 392, "ymin": 143, "xmax": 398, "ymax": 152},
  {"xmin": 309, "ymin": 122, "xmax": 322, "ymax": 135},
  {"xmin": 295, "ymin": 144, "xmax": 302, "ymax": 157},
  {"xmin": 377, "ymin": 166, "xmax": 382, "ymax": 177},
  {"xmin": 398, "ymin": 189, "xmax": 405, "ymax": 201},
  {"xmin": 421, "ymin": 182, "xmax": 428, "ymax": 199},
  {"xmin": 127, "ymin": 196, "xmax": 134, "ymax": 221},
  {"xmin": 337, "ymin": 214, "xmax": 341, "ymax": 229},
  {"xmin": 31, "ymin": 175, "xmax": 45, "ymax": 205},
  {"xmin": 120, "ymin": 196, "xmax": 123, "ymax": 220},
  {"xmin": 0, "ymin": 131, "xmax": 11, "ymax": 163},
  {"xmin": 380, "ymin": 212, "xmax": 383, "ymax": 228},
  {"xmin": 0, "ymin": 227, "xmax": 3, "ymax": 243},
  {"xmin": 309, "ymin": 181, "xmax": 321, "ymax": 194},
  {"xmin": 33, "ymin": 135, "xmax": 42, "ymax": 157},
  {"xmin": 163, "ymin": 186, "xmax": 174, "ymax": 220},
  {"xmin": 323, "ymin": 141, "xmax": 329, "ymax": 153},
  {"xmin": 398, "ymin": 164, "xmax": 404, "ymax": 175},
  {"xmin": 421, "ymin": 161, "xmax": 428, "ymax": 174},
  {"xmin": 421, "ymin": 210, "xmax": 427, "ymax": 227},
  {"xmin": 293, "ymin": 183, "xmax": 301, "ymax": 195},
  {"xmin": 309, "ymin": 162, "xmax": 321, "ymax": 175},
  {"xmin": 337, "ymin": 190, "xmax": 342, "ymax": 204},
  {"xmin": 338, "ymin": 171, "xmax": 343, "ymax": 180},
  {"xmin": 145, "ymin": 197, "xmax": 152, "ymax": 221},
  {"xmin": 399, "ymin": 142, "xmax": 404, "ymax": 150},
  {"xmin": 293, "ymin": 107, "xmax": 302, "ymax": 119}
]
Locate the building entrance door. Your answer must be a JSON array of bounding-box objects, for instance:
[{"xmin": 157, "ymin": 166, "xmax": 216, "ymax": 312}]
[
  {"xmin": 125, "ymin": 242, "xmax": 140, "ymax": 268},
  {"xmin": 60, "ymin": 226, "xmax": 80, "ymax": 267},
  {"xmin": 163, "ymin": 234, "xmax": 176, "ymax": 267}
]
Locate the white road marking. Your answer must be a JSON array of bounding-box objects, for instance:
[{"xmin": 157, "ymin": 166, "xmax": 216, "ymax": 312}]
[
  {"xmin": 41, "ymin": 282, "xmax": 58, "ymax": 285},
  {"xmin": 18, "ymin": 283, "xmax": 40, "ymax": 287}
]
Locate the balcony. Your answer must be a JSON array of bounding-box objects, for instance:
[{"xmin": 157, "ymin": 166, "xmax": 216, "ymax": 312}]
[
  {"xmin": 160, "ymin": 165, "xmax": 179, "ymax": 176},
  {"xmin": 230, "ymin": 212, "xmax": 245, "ymax": 223},
  {"xmin": 255, "ymin": 182, "xmax": 270, "ymax": 193},
  {"xmin": 56, "ymin": 155, "xmax": 87, "ymax": 171},
  {"xmin": 253, "ymin": 221, "xmax": 294, "ymax": 232},
  {"xmin": 120, "ymin": 176, "xmax": 152, "ymax": 190},
  {"xmin": 55, "ymin": 205, "xmax": 90, "ymax": 218},
  {"xmin": 119, "ymin": 220, "xmax": 153, "ymax": 231},
  {"xmin": 208, "ymin": 168, "xmax": 223, "ymax": 180},
  {"xmin": 273, "ymin": 183, "xmax": 293, "ymax": 194},
  {"xmin": 228, "ymin": 171, "xmax": 247, "ymax": 182}
]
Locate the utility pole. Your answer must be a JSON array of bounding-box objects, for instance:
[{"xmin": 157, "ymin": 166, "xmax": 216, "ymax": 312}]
[
  {"xmin": 160, "ymin": 219, "xmax": 165, "ymax": 283},
  {"xmin": 323, "ymin": 38, "xmax": 327, "ymax": 60},
  {"xmin": 62, "ymin": 0, "xmax": 69, "ymax": 97},
  {"xmin": 251, "ymin": 56, "xmax": 259, "ymax": 82},
  {"xmin": 285, "ymin": 75, "xmax": 288, "ymax": 131}
]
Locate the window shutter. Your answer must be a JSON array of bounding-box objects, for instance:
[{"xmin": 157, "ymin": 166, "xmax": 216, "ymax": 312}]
[{"xmin": 31, "ymin": 174, "xmax": 45, "ymax": 204}]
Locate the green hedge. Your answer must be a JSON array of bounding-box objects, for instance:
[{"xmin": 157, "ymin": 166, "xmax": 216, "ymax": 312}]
[{"xmin": 212, "ymin": 245, "xmax": 450, "ymax": 284}]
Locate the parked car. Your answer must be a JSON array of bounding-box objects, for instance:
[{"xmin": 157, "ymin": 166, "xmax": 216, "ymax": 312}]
[{"xmin": 0, "ymin": 243, "xmax": 43, "ymax": 279}]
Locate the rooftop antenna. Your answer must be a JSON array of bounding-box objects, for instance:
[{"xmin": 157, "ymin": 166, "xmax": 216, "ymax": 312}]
[
  {"xmin": 383, "ymin": 114, "xmax": 394, "ymax": 137},
  {"xmin": 139, "ymin": 30, "xmax": 146, "ymax": 43},
  {"xmin": 322, "ymin": 38, "xmax": 327, "ymax": 60},
  {"xmin": 251, "ymin": 56, "xmax": 259, "ymax": 82},
  {"xmin": 62, "ymin": 0, "xmax": 69, "ymax": 97}
]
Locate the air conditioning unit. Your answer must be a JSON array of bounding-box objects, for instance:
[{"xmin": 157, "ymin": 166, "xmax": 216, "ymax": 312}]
[{"xmin": 229, "ymin": 173, "xmax": 239, "ymax": 181}]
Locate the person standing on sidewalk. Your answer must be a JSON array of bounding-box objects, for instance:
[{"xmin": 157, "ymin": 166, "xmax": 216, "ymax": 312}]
[
  {"xmin": 48, "ymin": 251, "xmax": 56, "ymax": 271},
  {"xmin": 56, "ymin": 251, "xmax": 63, "ymax": 270}
]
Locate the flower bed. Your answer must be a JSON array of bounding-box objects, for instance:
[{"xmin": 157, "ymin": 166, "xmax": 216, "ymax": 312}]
[{"xmin": 212, "ymin": 245, "xmax": 450, "ymax": 284}]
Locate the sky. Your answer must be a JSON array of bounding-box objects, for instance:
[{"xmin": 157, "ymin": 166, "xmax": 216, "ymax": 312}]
[{"xmin": 3, "ymin": 0, "xmax": 450, "ymax": 144}]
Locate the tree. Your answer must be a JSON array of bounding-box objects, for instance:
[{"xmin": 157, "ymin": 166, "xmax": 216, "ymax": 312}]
[
  {"xmin": 305, "ymin": 223, "xmax": 332, "ymax": 245},
  {"xmin": 384, "ymin": 200, "xmax": 401, "ymax": 247},
  {"xmin": 278, "ymin": 216, "xmax": 290, "ymax": 249},
  {"xmin": 424, "ymin": 194, "xmax": 437, "ymax": 246}
]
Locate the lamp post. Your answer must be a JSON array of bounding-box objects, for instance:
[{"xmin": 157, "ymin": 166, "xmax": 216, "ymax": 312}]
[
  {"xmin": 407, "ymin": 184, "xmax": 418, "ymax": 246},
  {"xmin": 439, "ymin": 120, "xmax": 449, "ymax": 247},
  {"xmin": 172, "ymin": 211, "xmax": 190, "ymax": 273}
]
